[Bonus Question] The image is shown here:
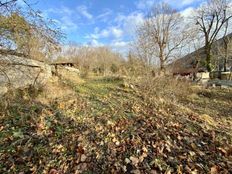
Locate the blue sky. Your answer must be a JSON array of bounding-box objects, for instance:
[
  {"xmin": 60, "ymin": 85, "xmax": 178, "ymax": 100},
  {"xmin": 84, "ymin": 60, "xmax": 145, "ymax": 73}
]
[{"xmin": 20, "ymin": 0, "xmax": 205, "ymax": 51}]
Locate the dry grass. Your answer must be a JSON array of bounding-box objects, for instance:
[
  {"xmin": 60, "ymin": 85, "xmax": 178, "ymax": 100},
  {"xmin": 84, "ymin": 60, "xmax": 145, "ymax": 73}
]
[
  {"xmin": 182, "ymin": 86, "xmax": 232, "ymax": 135},
  {"xmin": 58, "ymin": 67, "xmax": 84, "ymax": 84},
  {"xmin": 35, "ymin": 78, "xmax": 76, "ymax": 105},
  {"xmin": 134, "ymin": 75, "xmax": 193, "ymax": 106},
  {"xmin": 0, "ymin": 75, "xmax": 232, "ymax": 173}
]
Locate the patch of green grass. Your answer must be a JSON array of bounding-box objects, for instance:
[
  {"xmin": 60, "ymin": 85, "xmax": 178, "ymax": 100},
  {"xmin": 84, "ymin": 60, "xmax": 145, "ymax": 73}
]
[{"xmin": 74, "ymin": 76, "xmax": 124, "ymax": 96}]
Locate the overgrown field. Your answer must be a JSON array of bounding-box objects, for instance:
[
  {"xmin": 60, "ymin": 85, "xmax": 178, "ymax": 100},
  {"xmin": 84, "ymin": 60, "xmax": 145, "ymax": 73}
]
[{"xmin": 0, "ymin": 76, "xmax": 232, "ymax": 174}]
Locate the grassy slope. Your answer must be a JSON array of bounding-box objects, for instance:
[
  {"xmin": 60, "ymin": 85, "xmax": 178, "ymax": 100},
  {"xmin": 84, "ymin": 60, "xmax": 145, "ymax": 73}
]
[{"xmin": 0, "ymin": 76, "xmax": 232, "ymax": 174}]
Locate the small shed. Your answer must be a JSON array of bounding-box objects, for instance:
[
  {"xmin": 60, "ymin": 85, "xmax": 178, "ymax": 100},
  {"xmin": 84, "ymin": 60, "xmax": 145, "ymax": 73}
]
[{"xmin": 49, "ymin": 60, "xmax": 77, "ymax": 76}]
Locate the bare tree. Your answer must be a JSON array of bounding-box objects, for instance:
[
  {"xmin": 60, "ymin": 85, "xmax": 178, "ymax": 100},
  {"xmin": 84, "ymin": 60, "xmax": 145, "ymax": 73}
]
[
  {"xmin": 195, "ymin": 0, "xmax": 232, "ymax": 72},
  {"xmin": 134, "ymin": 27, "xmax": 155, "ymax": 66},
  {"xmin": 0, "ymin": 0, "xmax": 17, "ymax": 10},
  {"xmin": 57, "ymin": 45, "xmax": 123, "ymax": 76},
  {"xmin": 0, "ymin": 0, "xmax": 64, "ymax": 60},
  {"xmin": 137, "ymin": 3, "xmax": 187, "ymax": 72},
  {"xmin": 187, "ymin": 28, "xmax": 205, "ymax": 80}
]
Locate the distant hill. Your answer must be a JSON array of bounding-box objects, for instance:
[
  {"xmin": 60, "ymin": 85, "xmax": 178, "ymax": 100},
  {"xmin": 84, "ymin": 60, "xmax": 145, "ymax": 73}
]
[{"xmin": 171, "ymin": 33, "xmax": 232, "ymax": 74}]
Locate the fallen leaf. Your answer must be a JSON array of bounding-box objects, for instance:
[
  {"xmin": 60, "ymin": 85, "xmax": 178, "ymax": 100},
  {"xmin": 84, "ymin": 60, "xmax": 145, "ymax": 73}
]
[
  {"xmin": 49, "ymin": 169, "xmax": 59, "ymax": 174},
  {"xmin": 125, "ymin": 158, "xmax": 130, "ymax": 164},
  {"xmin": 132, "ymin": 169, "xmax": 141, "ymax": 174},
  {"xmin": 116, "ymin": 141, "xmax": 120, "ymax": 146},
  {"xmin": 130, "ymin": 156, "xmax": 139, "ymax": 166},
  {"xmin": 77, "ymin": 146, "xmax": 84, "ymax": 154},
  {"xmin": 189, "ymin": 151, "xmax": 196, "ymax": 156},
  {"xmin": 81, "ymin": 154, "xmax": 87, "ymax": 162},
  {"xmin": 218, "ymin": 147, "xmax": 227, "ymax": 156},
  {"xmin": 139, "ymin": 152, "xmax": 148, "ymax": 162},
  {"xmin": 191, "ymin": 169, "xmax": 198, "ymax": 174},
  {"xmin": 210, "ymin": 165, "xmax": 218, "ymax": 174},
  {"xmin": 150, "ymin": 170, "xmax": 158, "ymax": 174},
  {"xmin": 165, "ymin": 169, "xmax": 172, "ymax": 174},
  {"xmin": 177, "ymin": 165, "xmax": 183, "ymax": 174}
]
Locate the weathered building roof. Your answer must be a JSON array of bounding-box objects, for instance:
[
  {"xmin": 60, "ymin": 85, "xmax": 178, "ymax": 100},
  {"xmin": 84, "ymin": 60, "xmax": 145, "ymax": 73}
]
[{"xmin": 49, "ymin": 59, "xmax": 77, "ymax": 65}]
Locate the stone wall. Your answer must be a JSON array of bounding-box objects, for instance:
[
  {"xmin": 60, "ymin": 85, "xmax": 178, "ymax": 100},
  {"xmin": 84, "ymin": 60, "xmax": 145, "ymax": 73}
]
[{"xmin": 0, "ymin": 55, "xmax": 52, "ymax": 95}]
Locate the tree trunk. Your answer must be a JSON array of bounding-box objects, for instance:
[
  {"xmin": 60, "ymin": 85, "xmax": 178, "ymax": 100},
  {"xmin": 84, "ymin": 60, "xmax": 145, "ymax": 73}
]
[
  {"xmin": 223, "ymin": 41, "xmax": 228, "ymax": 72},
  {"xmin": 205, "ymin": 44, "xmax": 212, "ymax": 72},
  {"xmin": 193, "ymin": 59, "xmax": 199, "ymax": 81},
  {"xmin": 160, "ymin": 60, "xmax": 165, "ymax": 71},
  {"xmin": 159, "ymin": 47, "xmax": 165, "ymax": 73},
  {"xmin": 223, "ymin": 58, "xmax": 228, "ymax": 72}
]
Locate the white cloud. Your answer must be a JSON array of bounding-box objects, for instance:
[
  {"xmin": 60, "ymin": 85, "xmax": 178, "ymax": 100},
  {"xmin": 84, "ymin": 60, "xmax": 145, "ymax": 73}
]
[
  {"xmin": 135, "ymin": 0, "xmax": 203, "ymax": 10},
  {"xmin": 181, "ymin": 0, "xmax": 195, "ymax": 6},
  {"xmin": 60, "ymin": 16, "xmax": 78, "ymax": 31},
  {"xmin": 60, "ymin": 6, "xmax": 74, "ymax": 16},
  {"xmin": 111, "ymin": 28, "xmax": 123, "ymax": 38},
  {"xmin": 85, "ymin": 29, "xmax": 109, "ymax": 39},
  {"xmin": 135, "ymin": 0, "xmax": 155, "ymax": 10},
  {"xmin": 45, "ymin": 6, "xmax": 78, "ymax": 32},
  {"xmin": 181, "ymin": 7, "xmax": 195, "ymax": 18},
  {"xmin": 110, "ymin": 40, "xmax": 131, "ymax": 55},
  {"xmin": 47, "ymin": 6, "xmax": 74, "ymax": 16},
  {"xmin": 115, "ymin": 12, "xmax": 144, "ymax": 36},
  {"xmin": 77, "ymin": 5, "xmax": 93, "ymax": 19},
  {"xmin": 101, "ymin": 29, "xmax": 111, "ymax": 38},
  {"xmin": 97, "ymin": 9, "xmax": 113, "ymax": 22},
  {"xmin": 164, "ymin": 0, "xmax": 203, "ymax": 9},
  {"xmin": 52, "ymin": 17, "xmax": 78, "ymax": 32},
  {"xmin": 89, "ymin": 39, "xmax": 104, "ymax": 47},
  {"xmin": 85, "ymin": 11, "xmax": 144, "ymax": 53},
  {"xmin": 86, "ymin": 27, "xmax": 123, "ymax": 40},
  {"xmin": 94, "ymin": 27, "xmax": 99, "ymax": 33},
  {"xmin": 112, "ymin": 41, "xmax": 129, "ymax": 47}
]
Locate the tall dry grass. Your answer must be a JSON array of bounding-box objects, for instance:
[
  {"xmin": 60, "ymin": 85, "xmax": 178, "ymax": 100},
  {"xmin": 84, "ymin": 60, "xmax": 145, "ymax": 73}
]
[{"xmin": 135, "ymin": 74, "xmax": 194, "ymax": 107}]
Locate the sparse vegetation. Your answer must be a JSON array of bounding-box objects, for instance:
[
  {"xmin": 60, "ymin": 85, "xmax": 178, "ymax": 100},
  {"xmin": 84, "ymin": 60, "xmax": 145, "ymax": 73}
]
[{"xmin": 1, "ymin": 75, "xmax": 232, "ymax": 173}]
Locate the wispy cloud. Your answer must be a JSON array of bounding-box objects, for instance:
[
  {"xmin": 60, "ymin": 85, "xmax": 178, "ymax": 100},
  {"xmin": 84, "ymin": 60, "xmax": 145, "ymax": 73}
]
[
  {"xmin": 110, "ymin": 40, "xmax": 131, "ymax": 54},
  {"xmin": 97, "ymin": 9, "xmax": 113, "ymax": 22},
  {"xmin": 164, "ymin": 0, "xmax": 204, "ymax": 9},
  {"xmin": 37, "ymin": 0, "xmax": 207, "ymax": 54},
  {"xmin": 135, "ymin": 0, "xmax": 203, "ymax": 10},
  {"xmin": 86, "ymin": 26, "xmax": 123, "ymax": 40},
  {"xmin": 60, "ymin": 16, "xmax": 78, "ymax": 31},
  {"xmin": 180, "ymin": 7, "xmax": 195, "ymax": 18},
  {"xmin": 115, "ymin": 12, "xmax": 144, "ymax": 35},
  {"xmin": 88, "ymin": 39, "xmax": 104, "ymax": 47},
  {"xmin": 135, "ymin": 0, "xmax": 155, "ymax": 10},
  {"xmin": 45, "ymin": 6, "xmax": 78, "ymax": 32},
  {"xmin": 77, "ymin": 5, "xmax": 93, "ymax": 19},
  {"xmin": 112, "ymin": 41, "xmax": 129, "ymax": 47},
  {"xmin": 46, "ymin": 6, "xmax": 74, "ymax": 16},
  {"xmin": 111, "ymin": 27, "xmax": 123, "ymax": 38}
]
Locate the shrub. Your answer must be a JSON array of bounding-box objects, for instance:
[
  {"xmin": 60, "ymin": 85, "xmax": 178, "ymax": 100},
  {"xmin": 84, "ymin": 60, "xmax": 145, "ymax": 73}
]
[{"xmin": 135, "ymin": 75, "xmax": 193, "ymax": 106}]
